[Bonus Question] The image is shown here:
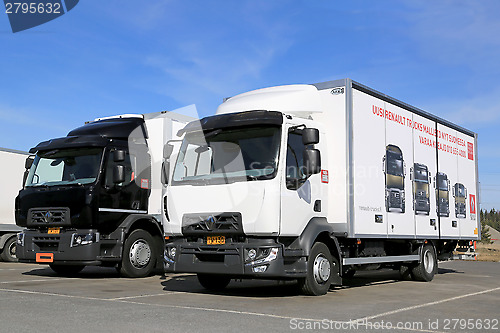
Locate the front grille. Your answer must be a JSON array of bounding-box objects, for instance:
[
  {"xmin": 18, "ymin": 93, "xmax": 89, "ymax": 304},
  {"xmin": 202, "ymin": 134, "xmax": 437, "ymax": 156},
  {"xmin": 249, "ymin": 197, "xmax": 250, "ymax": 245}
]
[
  {"xmin": 390, "ymin": 192, "xmax": 401, "ymax": 206},
  {"xmin": 33, "ymin": 236, "xmax": 60, "ymax": 252},
  {"xmin": 182, "ymin": 213, "xmax": 243, "ymax": 235},
  {"xmin": 28, "ymin": 208, "xmax": 70, "ymax": 226}
]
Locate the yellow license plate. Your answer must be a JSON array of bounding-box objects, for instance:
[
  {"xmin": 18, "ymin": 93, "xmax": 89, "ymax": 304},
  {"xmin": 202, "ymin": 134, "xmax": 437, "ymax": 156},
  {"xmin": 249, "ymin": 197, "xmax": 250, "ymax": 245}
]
[
  {"xmin": 207, "ymin": 236, "xmax": 225, "ymax": 245},
  {"xmin": 48, "ymin": 228, "xmax": 60, "ymax": 234}
]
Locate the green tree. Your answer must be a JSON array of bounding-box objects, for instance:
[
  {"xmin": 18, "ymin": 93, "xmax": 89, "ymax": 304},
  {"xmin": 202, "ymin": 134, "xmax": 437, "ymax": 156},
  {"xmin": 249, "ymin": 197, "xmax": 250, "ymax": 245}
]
[{"xmin": 480, "ymin": 216, "xmax": 492, "ymax": 244}]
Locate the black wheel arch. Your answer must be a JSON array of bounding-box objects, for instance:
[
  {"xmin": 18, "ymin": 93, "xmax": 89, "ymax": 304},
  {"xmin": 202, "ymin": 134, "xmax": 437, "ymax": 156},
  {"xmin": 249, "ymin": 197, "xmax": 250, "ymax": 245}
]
[
  {"xmin": 288, "ymin": 217, "xmax": 342, "ymax": 286},
  {"xmin": 108, "ymin": 214, "xmax": 164, "ymax": 268}
]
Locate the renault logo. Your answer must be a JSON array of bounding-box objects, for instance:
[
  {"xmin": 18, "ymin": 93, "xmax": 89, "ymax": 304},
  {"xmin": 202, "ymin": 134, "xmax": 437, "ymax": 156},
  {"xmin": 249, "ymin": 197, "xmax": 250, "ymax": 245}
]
[
  {"xmin": 205, "ymin": 216, "xmax": 216, "ymax": 231},
  {"xmin": 43, "ymin": 211, "xmax": 53, "ymax": 223}
]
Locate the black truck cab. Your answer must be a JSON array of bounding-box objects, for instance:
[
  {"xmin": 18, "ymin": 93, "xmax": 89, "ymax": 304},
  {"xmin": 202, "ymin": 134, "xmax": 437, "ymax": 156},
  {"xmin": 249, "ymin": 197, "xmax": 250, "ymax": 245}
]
[{"xmin": 15, "ymin": 117, "xmax": 163, "ymax": 277}]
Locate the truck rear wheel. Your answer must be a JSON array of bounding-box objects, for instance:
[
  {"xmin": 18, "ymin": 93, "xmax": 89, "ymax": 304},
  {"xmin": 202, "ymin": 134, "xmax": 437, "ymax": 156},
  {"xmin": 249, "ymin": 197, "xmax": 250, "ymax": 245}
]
[
  {"xmin": 298, "ymin": 242, "xmax": 334, "ymax": 296},
  {"xmin": 0, "ymin": 236, "xmax": 17, "ymax": 262},
  {"xmin": 411, "ymin": 244, "xmax": 437, "ymax": 282},
  {"xmin": 119, "ymin": 229, "xmax": 156, "ymax": 278},
  {"xmin": 197, "ymin": 274, "xmax": 231, "ymax": 291},
  {"xmin": 49, "ymin": 264, "xmax": 85, "ymax": 276}
]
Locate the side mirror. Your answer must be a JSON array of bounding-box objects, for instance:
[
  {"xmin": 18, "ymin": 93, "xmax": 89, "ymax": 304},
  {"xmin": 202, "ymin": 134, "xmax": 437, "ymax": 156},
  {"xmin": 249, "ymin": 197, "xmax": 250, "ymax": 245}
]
[
  {"xmin": 25, "ymin": 156, "xmax": 34, "ymax": 169},
  {"xmin": 410, "ymin": 167, "xmax": 413, "ymax": 181},
  {"xmin": 161, "ymin": 161, "xmax": 170, "ymax": 185},
  {"xmin": 114, "ymin": 150, "xmax": 126, "ymax": 162},
  {"xmin": 303, "ymin": 149, "xmax": 321, "ymax": 175},
  {"xmin": 302, "ymin": 128, "xmax": 319, "ymax": 145},
  {"xmin": 113, "ymin": 165, "xmax": 125, "ymax": 184},
  {"xmin": 382, "ymin": 156, "xmax": 386, "ymax": 173},
  {"xmin": 164, "ymin": 143, "xmax": 174, "ymax": 159}
]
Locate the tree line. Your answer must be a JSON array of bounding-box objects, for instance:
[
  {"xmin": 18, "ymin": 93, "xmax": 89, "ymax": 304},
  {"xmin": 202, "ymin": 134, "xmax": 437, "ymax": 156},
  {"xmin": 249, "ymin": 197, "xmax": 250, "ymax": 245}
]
[{"xmin": 480, "ymin": 208, "xmax": 499, "ymax": 243}]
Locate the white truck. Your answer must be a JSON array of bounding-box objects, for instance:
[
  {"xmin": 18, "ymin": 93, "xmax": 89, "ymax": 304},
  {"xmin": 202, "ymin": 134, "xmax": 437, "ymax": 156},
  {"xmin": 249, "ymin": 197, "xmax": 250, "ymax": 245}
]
[
  {"xmin": 16, "ymin": 111, "xmax": 193, "ymax": 277},
  {"xmin": 0, "ymin": 148, "xmax": 30, "ymax": 262},
  {"xmin": 163, "ymin": 79, "xmax": 480, "ymax": 295}
]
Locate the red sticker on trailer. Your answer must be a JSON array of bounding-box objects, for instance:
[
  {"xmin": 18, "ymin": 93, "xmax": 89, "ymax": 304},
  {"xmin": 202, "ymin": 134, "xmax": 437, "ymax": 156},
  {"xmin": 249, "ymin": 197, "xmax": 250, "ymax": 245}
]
[
  {"xmin": 467, "ymin": 142, "xmax": 474, "ymax": 160},
  {"xmin": 469, "ymin": 194, "xmax": 476, "ymax": 214},
  {"xmin": 141, "ymin": 179, "xmax": 149, "ymax": 189},
  {"xmin": 321, "ymin": 170, "xmax": 329, "ymax": 183}
]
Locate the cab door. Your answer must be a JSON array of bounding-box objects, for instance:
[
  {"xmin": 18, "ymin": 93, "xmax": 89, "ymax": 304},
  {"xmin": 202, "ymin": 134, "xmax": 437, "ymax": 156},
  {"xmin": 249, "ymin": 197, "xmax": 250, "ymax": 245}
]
[{"xmin": 280, "ymin": 125, "xmax": 323, "ymax": 236}]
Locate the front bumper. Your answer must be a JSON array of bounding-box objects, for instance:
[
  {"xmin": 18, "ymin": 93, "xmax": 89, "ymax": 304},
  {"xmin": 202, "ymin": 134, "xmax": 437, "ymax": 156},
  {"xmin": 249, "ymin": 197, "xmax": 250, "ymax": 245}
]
[
  {"xmin": 414, "ymin": 199, "xmax": 430, "ymax": 212},
  {"xmin": 164, "ymin": 239, "xmax": 307, "ymax": 279},
  {"xmin": 16, "ymin": 229, "xmax": 102, "ymax": 265}
]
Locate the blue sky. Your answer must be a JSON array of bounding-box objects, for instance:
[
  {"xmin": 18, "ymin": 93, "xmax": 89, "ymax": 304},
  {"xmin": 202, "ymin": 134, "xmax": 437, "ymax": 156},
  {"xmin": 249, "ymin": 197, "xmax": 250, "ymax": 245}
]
[{"xmin": 1, "ymin": 1, "xmax": 499, "ymax": 210}]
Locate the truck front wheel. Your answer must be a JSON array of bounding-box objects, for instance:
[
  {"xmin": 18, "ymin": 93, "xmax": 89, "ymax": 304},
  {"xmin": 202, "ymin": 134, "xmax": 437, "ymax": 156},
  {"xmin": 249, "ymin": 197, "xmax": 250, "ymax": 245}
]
[
  {"xmin": 411, "ymin": 244, "xmax": 437, "ymax": 282},
  {"xmin": 298, "ymin": 242, "xmax": 334, "ymax": 296},
  {"xmin": 197, "ymin": 274, "xmax": 231, "ymax": 291},
  {"xmin": 119, "ymin": 229, "xmax": 156, "ymax": 278},
  {"xmin": 0, "ymin": 236, "xmax": 17, "ymax": 262}
]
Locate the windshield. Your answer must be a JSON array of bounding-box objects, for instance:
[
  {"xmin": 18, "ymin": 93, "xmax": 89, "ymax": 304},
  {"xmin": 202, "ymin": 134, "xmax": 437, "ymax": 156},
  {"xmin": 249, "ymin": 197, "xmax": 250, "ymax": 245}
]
[
  {"xmin": 386, "ymin": 151, "xmax": 403, "ymax": 176},
  {"xmin": 172, "ymin": 126, "xmax": 281, "ymax": 185},
  {"xmin": 456, "ymin": 184, "xmax": 466, "ymax": 197},
  {"xmin": 414, "ymin": 165, "xmax": 428, "ymax": 182},
  {"xmin": 436, "ymin": 175, "xmax": 448, "ymax": 190},
  {"xmin": 25, "ymin": 148, "xmax": 103, "ymax": 187}
]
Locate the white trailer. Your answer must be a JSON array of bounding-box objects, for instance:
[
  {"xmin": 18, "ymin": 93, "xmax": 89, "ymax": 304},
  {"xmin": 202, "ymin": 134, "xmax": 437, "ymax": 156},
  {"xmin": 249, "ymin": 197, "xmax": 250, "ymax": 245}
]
[
  {"xmin": 164, "ymin": 79, "xmax": 480, "ymax": 295},
  {"xmin": 0, "ymin": 148, "xmax": 29, "ymax": 261}
]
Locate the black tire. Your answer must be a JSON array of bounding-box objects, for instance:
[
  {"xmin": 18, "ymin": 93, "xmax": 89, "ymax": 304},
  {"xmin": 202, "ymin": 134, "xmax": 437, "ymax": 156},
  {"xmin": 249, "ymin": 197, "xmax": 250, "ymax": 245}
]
[
  {"xmin": 119, "ymin": 229, "xmax": 156, "ymax": 278},
  {"xmin": 197, "ymin": 274, "xmax": 231, "ymax": 291},
  {"xmin": 411, "ymin": 244, "xmax": 437, "ymax": 282},
  {"xmin": 49, "ymin": 264, "xmax": 85, "ymax": 276},
  {"xmin": 297, "ymin": 242, "xmax": 335, "ymax": 296},
  {"xmin": 0, "ymin": 236, "xmax": 17, "ymax": 262}
]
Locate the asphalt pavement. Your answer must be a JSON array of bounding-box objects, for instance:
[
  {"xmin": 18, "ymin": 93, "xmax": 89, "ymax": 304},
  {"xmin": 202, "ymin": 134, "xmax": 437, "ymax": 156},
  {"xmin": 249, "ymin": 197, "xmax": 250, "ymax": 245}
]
[{"xmin": 0, "ymin": 260, "xmax": 498, "ymax": 332}]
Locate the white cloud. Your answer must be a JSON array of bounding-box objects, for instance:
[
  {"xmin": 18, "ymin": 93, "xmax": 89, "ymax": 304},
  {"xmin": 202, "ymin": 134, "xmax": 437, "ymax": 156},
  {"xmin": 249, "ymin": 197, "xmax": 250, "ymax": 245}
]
[{"xmin": 143, "ymin": 4, "xmax": 295, "ymax": 112}]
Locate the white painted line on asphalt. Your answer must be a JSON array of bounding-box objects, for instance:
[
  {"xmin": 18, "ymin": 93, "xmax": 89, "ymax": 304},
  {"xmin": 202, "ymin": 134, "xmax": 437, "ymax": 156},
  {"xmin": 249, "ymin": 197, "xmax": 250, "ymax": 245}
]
[
  {"xmin": 114, "ymin": 298, "xmax": 352, "ymax": 324},
  {"xmin": 0, "ymin": 288, "xmax": 104, "ymax": 300},
  {"xmin": 356, "ymin": 286, "xmax": 500, "ymax": 322},
  {"xmin": 108, "ymin": 293, "xmax": 172, "ymax": 300},
  {"xmin": 0, "ymin": 278, "xmax": 66, "ymax": 284},
  {"xmin": 0, "ymin": 287, "xmax": 350, "ymax": 324}
]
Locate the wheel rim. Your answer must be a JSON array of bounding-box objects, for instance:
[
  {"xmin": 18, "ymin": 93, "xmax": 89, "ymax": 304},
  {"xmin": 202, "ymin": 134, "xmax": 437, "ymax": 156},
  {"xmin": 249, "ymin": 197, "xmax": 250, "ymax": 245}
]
[
  {"xmin": 423, "ymin": 249, "xmax": 434, "ymax": 274},
  {"xmin": 313, "ymin": 254, "xmax": 331, "ymax": 284},
  {"xmin": 129, "ymin": 239, "xmax": 151, "ymax": 269},
  {"xmin": 8, "ymin": 241, "xmax": 16, "ymax": 259}
]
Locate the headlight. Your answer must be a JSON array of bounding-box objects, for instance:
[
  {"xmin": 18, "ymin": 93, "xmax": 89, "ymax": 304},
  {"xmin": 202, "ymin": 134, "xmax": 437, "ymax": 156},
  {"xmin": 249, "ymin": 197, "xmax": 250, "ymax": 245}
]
[
  {"xmin": 169, "ymin": 247, "xmax": 176, "ymax": 258},
  {"xmin": 245, "ymin": 247, "xmax": 279, "ymax": 266},
  {"xmin": 17, "ymin": 232, "xmax": 24, "ymax": 246},
  {"xmin": 70, "ymin": 232, "xmax": 99, "ymax": 247},
  {"xmin": 165, "ymin": 246, "xmax": 177, "ymax": 260},
  {"xmin": 247, "ymin": 248, "xmax": 257, "ymax": 261}
]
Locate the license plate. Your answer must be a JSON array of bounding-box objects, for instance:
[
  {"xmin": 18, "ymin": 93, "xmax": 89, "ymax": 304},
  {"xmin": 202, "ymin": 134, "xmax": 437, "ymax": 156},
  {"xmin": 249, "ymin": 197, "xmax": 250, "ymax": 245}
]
[
  {"xmin": 206, "ymin": 235, "xmax": 225, "ymax": 245},
  {"xmin": 48, "ymin": 228, "xmax": 60, "ymax": 234}
]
